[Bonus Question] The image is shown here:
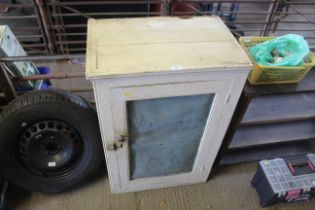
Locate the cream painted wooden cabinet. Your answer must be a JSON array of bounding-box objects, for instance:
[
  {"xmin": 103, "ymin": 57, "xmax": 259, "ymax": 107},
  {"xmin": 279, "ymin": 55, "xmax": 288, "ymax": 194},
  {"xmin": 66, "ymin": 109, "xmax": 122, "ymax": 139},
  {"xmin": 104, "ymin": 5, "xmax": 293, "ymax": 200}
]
[{"xmin": 86, "ymin": 16, "xmax": 252, "ymax": 193}]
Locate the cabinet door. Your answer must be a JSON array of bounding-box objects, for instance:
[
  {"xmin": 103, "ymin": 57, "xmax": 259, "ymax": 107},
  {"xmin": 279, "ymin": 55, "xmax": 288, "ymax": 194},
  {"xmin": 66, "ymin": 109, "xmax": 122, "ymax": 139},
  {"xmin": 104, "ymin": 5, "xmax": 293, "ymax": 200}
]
[{"xmin": 108, "ymin": 79, "xmax": 231, "ymax": 193}]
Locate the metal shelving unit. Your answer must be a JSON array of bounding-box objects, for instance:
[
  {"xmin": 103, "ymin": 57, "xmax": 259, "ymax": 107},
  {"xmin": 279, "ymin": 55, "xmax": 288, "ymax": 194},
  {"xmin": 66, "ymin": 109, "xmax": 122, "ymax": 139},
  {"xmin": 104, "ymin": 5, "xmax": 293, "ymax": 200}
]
[{"xmin": 217, "ymin": 69, "xmax": 315, "ymax": 165}]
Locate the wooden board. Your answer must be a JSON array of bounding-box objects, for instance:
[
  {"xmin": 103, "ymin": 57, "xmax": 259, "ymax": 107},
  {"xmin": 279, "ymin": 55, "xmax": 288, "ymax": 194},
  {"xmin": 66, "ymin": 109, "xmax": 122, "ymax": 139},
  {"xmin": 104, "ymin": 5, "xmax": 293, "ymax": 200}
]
[
  {"xmin": 86, "ymin": 16, "xmax": 252, "ymax": 79},
  {"xmin": 221, "ymin": 140, "xmax": 315, "ymax": 165},
  {"xmin": 229, "ymin": 120, "xmax": 315, "ymax": 149},
  {"xmin": 242, "ymin": 92, "xmax": 315, "ymax": 125}
]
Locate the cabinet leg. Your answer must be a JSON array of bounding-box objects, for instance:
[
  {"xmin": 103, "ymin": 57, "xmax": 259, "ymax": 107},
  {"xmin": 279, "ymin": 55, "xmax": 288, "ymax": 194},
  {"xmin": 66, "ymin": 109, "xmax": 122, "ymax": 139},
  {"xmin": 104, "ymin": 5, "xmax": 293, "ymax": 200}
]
[{"xmin": 214, "ymin": 91, "xmax": 253, "ymax": 166}]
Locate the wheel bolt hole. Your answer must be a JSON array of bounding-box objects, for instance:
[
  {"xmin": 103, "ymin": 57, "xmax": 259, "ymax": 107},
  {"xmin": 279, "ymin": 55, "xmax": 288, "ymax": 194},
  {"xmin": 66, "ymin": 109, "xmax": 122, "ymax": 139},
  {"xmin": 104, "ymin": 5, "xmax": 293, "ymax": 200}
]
[
  {"xmin": 56, "ymin": 124, "xmax": 63, "ymax": 130},
  {"xmin": 39, "ymin": 123, "xmax": 45, "ymax": 129},
  {"xmin": 31, "ymin": 126, "xmax": 38, "ymax": 132},
  {"xmin": 48, "ymin": 122, "xmax": 54, "ymax": 128},
  {"xmin": 24, "ymin": 131, "xmax": 31, "ymax": 138},
  {"xmin": 70, "ymin": 133, "xmax": 76, "ymax": 139}
]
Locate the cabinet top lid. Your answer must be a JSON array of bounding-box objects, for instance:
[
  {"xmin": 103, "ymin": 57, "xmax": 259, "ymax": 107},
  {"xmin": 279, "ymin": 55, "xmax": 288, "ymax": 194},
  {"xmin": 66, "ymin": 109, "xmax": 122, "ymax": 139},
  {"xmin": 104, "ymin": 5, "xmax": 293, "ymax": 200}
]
[{"xmin": 86, "ymin": 16, "xmax": 251, "ymax": 79}]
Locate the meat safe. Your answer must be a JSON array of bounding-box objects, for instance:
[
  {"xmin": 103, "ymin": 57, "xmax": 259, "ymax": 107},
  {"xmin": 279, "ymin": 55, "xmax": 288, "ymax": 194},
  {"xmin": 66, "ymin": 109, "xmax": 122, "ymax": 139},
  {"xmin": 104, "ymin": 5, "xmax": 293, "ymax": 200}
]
[{"xmin": 86, "ymin": 16, "xmax": 251, "ymax": 193}]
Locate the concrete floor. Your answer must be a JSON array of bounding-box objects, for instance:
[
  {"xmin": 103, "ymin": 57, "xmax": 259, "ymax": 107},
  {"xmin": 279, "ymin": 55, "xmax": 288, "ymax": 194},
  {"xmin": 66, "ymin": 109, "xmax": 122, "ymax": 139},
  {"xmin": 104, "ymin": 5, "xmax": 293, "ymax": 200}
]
[
  {"xmin": 2, "ymin": 2, "xmax": 315, "ymax": 207},
  {"xmin": 10, "ymin": 63, "xmax": 313, "ymax": 210},
  {"xmin": 10, "ymin": 163, "xmax": 315, "ymax": 210}
]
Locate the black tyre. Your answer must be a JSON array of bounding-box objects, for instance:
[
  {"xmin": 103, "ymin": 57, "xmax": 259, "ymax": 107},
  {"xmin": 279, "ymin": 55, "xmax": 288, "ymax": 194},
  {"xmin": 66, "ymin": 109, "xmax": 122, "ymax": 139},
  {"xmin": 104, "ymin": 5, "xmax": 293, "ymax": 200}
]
[{"xmin": 0, "ymin": 90, "xmax": 103, "ymax": 193}]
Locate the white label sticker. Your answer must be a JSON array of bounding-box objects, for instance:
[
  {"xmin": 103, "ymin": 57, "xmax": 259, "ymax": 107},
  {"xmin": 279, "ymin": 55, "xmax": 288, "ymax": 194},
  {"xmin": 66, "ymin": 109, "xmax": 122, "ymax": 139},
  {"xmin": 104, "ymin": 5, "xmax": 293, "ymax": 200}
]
[
  {"xmin": 48, "ymin": 162, "xmax": 56, "ymax": 167},
  {"xmin": 170, "ymin": 65, "xmax": 183, "ymax": 71},
  {"xmin": 148, "ymin": 21, "xmax": 166, "ymax": 28},
  {"xmin": 312, "ymin": 181, "xmax": 315, "ymax": 186}
]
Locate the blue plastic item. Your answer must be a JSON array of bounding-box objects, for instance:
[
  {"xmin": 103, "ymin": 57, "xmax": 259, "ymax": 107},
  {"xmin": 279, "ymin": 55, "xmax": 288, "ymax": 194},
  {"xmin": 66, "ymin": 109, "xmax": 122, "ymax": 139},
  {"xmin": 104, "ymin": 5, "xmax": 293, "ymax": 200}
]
[
  {"xmin": 198, "ymin": 2, "xmax": 240, "ymax": 21},
  {"xmin": 37, "ymin": 66, "xmax": 52, "ymax": 90},
  {"xmin": 16, "ymin": 66, "xmax": 52, "ymax": 92}
]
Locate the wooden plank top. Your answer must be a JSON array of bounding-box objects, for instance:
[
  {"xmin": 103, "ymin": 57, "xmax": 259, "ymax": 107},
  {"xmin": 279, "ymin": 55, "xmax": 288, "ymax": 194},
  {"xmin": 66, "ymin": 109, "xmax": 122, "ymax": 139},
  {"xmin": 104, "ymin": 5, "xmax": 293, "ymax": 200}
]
[{"xmin": 86, "ymin": 16, "xmax": 252, "ymax": 79}]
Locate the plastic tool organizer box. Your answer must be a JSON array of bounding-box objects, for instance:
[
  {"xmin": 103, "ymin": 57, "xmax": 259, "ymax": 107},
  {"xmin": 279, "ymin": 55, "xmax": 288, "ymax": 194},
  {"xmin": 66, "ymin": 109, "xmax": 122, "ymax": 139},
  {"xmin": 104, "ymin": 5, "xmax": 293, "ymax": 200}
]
[{"xmin": 252, "ymin": 154, "xmax": 315, "ymax": 207}]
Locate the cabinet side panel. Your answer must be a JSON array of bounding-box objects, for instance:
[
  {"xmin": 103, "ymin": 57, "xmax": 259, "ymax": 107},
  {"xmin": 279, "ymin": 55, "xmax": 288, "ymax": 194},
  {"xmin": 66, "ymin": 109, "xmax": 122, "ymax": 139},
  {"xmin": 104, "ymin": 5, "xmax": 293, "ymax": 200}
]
[
  {"xmin": 200, "ymin": 70, "xmax": 249, "ymax": 179},
  {"xmin": 93, "ymin": 80, "xmax": 121, "ymax": 192}
]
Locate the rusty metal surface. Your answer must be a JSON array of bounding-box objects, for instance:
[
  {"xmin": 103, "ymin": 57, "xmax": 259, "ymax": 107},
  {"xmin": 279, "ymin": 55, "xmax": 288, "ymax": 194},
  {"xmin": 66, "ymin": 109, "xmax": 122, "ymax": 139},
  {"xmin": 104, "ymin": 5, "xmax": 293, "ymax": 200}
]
[
  {"xmin": 0, "ymin": 54, "xmax": 85, "ymax": 62},
  {"xmin": 12, "ymin": 72, "xmax": 85, "ymax": 81},
  {"xmin": 0, "ymin": 0, "xmax": 314, "ymax": 85},
  {"xmin": 32, "ymin": 0, "xmax": 56, "ymax": 54},
  {"xmin": 0, "ymin": 63, "xmax": 17, "ymax": 102}
]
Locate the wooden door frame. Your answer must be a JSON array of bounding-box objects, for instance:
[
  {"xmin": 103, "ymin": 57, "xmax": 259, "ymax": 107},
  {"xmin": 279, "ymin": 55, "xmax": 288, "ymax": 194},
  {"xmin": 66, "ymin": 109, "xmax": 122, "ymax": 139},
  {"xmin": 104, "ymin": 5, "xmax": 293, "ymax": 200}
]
[{"xmin": 92, "ymin": 69, "xmax": 249, "ymax": 193}]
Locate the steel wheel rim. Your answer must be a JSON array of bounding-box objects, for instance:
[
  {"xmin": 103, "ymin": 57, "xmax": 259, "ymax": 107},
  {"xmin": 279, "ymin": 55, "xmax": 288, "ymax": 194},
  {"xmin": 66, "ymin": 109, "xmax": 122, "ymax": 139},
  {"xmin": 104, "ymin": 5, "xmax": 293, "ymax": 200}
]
[{"xmin": 17, "ymin": 120, "xmax": 83, "ymax": 178}]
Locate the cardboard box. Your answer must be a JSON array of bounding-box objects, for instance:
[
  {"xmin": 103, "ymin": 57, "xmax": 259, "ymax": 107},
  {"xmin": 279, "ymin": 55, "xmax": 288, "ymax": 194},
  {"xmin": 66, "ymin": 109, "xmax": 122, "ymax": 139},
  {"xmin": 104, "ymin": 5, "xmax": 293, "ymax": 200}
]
[{"xmin": 0, "ymin": 25, "xmax": 39, "ymax": 88}]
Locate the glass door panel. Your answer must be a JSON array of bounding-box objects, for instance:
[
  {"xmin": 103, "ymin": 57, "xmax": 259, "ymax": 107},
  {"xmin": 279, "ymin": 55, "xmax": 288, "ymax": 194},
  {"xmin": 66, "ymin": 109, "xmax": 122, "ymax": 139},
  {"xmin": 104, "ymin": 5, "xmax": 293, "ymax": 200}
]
[{"xmin": 127, "ymin": 94, "xmax": 215, "ymax": 179}]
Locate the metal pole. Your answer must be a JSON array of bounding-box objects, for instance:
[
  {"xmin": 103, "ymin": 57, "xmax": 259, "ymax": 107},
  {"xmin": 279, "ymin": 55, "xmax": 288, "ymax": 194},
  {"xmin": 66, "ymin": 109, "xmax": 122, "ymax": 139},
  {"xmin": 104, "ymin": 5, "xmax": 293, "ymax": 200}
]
[
  {"xmin": 61, "ymin": 5, "xmax": 92, "ymax": 19},
  {"xmin": 50, "ymin": 0, "xmax": 69, "ymax": 54},
  {"xmin": 33, "ymin": 0, "xmax": 57, "ymax": 54},
  {"xmin": 0, "ymin": 63, "xmax": 17, "ymax": 102},
  {"xmin": 12, "ymin": 72, "xmax": 85, "ymax": 81},
  {"xmin": 48, "ymin": 0, "xmax": 161, "ymax": 6},
  {"xmin": 261, "ymin": 0, "xmax": 280, "ymax": 36},
  {"xmin": 31, "ymin": 2, "xmax": 50, "ymax": 54},
  {"xmin": 0, "ymin": 54, "xmax": 85, "ymax": 62},
  {"xmin": 161, "ymin": 0, "xmax": 172, "ymax": 16},
  {"xmin": 0, "ymin": 3, "xmax": 34, "ymax": 8}
]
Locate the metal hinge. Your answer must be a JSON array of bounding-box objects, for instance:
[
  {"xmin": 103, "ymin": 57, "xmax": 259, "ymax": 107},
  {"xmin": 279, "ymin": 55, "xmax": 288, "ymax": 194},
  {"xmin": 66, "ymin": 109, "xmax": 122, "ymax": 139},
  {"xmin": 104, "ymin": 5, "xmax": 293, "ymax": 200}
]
[{"xmin": 107, "ymin": 135, "xmax": 127, "ymax": 151}]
